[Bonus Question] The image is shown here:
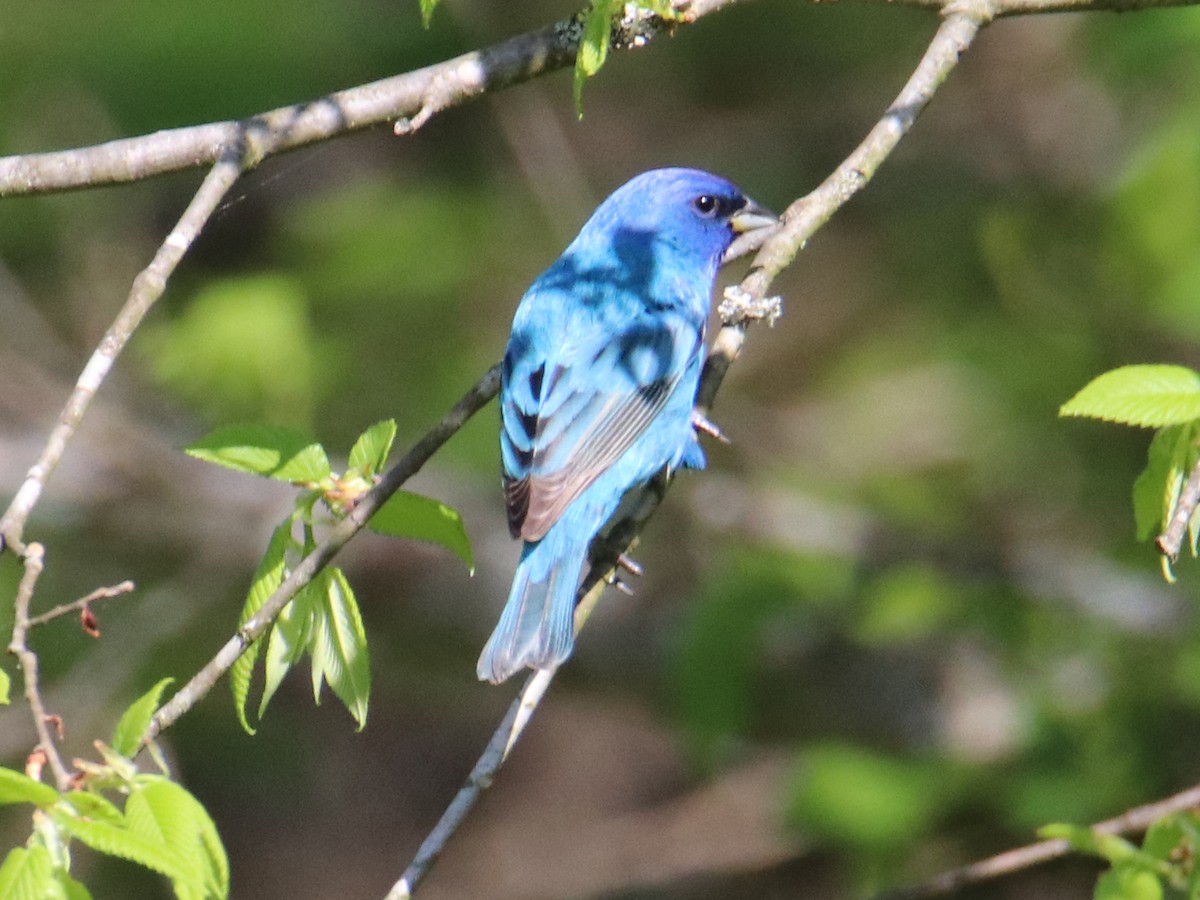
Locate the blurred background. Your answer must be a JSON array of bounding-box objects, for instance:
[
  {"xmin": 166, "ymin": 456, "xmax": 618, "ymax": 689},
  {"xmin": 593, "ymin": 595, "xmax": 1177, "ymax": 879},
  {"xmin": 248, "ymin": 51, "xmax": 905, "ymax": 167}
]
[{"xmin": 4, "ymin": 1, "xmax": 1200, "ymax": 896}]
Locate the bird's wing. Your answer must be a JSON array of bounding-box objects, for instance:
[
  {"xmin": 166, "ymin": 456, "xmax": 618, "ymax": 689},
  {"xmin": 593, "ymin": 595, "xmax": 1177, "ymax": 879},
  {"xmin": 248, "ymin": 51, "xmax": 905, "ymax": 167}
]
[{"xmin": 501, "ymin": 312, "xmax": 701, "ymax": 542}]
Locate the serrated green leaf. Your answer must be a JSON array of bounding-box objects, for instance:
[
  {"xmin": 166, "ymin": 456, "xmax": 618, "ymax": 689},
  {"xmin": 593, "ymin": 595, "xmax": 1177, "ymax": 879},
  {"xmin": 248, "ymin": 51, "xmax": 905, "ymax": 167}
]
[
  {"xmin": 0, "ymin": 767, "xmax": 59, "ymax": 808},
  {"xmin": 128, "ymin": 779, "xmax": 228, "ymax": 899},
  {"xmin": 1133, "ymin": 426, "xmax": 1188, "ymax": 541},
  {"xmin": 54, "ymin": 814, "xmax": 184, "ymax": 889},
  {"xmin": 231, "ymin": 521, "xmax": 293, "ymax": 735},
  {"xmin": 63, "ymin": 791, "xmax": 124, "ymax": 826},
  {"xmin": 419, "ymin": 0, "xmax": 441, "ymax": 27},
  {"xmin": 574, "ymin": 1, "xmax": 617, "ymax": 116},
  {"xmin": 0, "ymin": 669, "xmax": 9, "ymax": 705},
  {"xmin": 347, "ymin": 419, "xmax": 396, "ymax": 479},
  {"xmin": 185, "ymin": 425, "xmax": 330, "ymax": 485},
  {"xmin": 111, "ymin": 678, "xmax": 174, "ymax": 759},
  {"xmin": 257, "ymin": 587, "xmax": 316, "ymax": 720},
  {"xmin": 1060, "ymin": 365, "xmax": 1200, "ymax": 428},
  {"xmin": 0, "ymin": 845, "xmax": 57, "ymax": 900},
  {"xmin": 370, "ymin": 490, "xmax": 474, "ymax": 572},
  {"xmin": 308, "ymin": 569, "xmax": 370, "ymax": 730}
]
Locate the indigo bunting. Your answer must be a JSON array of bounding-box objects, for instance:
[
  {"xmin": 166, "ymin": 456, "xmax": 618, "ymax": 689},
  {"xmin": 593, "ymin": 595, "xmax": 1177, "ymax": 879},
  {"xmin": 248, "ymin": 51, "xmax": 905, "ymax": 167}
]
[{"xmin": 477, "ymin": 168, "xmax": 777, "ymax": 684}]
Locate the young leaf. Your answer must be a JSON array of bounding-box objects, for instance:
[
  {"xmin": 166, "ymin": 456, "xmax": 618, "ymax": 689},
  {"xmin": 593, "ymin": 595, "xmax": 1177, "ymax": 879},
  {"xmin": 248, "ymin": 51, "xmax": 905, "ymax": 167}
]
[
  {"xmin": 0, "ymin": 767, "xmax": 59, "ymax": 808},
  {"xmin": 55, "ymin": 871, "xmax": 92, "ymax": 900},
  {"xmin": 419, "ymin": 0, "xmax": 441, "ymax": 27},
  {"xmin": 186, "ymin": 425, "xmax": 331, "ymax": 485},
  {"xmin": 311, "ymin": 568, "xmax": 370, "ymax": 730},
  {"xmin": 53, "ymin": 814, "xmax": 185, "ymax": 891},
  {"xmin": 127, "ymin": 779, "xmax": 229, "ymax": 900},
  {"xmin": 370, "ymin": 490, "xmax": 474, "ymax": 572},
  {"xmin": 574, "ymin": 1, "xmax": 617, "ymax": 116},
  {"xmin": 347, "ymin": 419, "xmax": 396, "ymax": 479},
  {"xmin": 257, "ymin": 587, "xmax": 316, "ymax": 720},
  {"xmin": 0, "ymin": 668, "xmax": 9, "ymax": 705},
  {"xmin": 230, "ymin": 521, "xmax": 293, "ymax": 735},
  {"xmin": 1060, "ymin": 364, "xmax": 1200, "ymax": 428},
  {"xmin": 1094, "ymin": 864, "xmax": 1164, "ymax": 900},
  {"xmin": 111, "ymin": 678, "xmax": 174, "ymax": 759},
  {"xmin": 0, "ymin": 845, "xmax": 57, "ymax": 900},
  {"xmin": 63, "ymin": 791, "xmax": 124, "ymax": 825}
]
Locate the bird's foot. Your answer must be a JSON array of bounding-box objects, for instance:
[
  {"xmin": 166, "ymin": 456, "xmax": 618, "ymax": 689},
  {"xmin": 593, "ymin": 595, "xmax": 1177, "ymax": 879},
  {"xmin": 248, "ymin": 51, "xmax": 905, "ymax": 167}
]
[
  {"xmin": 691, "ymin": 410, "xmax": 731, "ymax": 444},
  {"xmin": 617, "ymin": 553, "xmax": 644, "ymax": 578}
]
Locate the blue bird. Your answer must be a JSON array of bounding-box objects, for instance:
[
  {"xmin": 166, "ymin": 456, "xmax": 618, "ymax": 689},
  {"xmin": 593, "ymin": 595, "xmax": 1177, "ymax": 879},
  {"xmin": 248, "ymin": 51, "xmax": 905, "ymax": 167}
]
[{"xmin": 477, "ymin": 168, "xmax": 777, "ymax": 684}]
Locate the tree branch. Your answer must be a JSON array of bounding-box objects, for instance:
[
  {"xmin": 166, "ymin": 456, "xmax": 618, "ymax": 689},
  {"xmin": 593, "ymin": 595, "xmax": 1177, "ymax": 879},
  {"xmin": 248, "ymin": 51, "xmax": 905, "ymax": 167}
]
[
  {"xmin": 1157, "ymin": 456, "xmax": 1200, "ymax": 561},
  {"xmin": 876, "ymin": 783, "xmax": 1200, "ymax": 899},
  {"xmin": 26, "ymin": 580, "xmax": 136, "ymax": 629},
  {"xmin": 0, "ymin": 153, "xmax": 245, "ymax": 551},
  {"xmin": 5, "ymin": 541, "xmax": 71, "ymax": 791},
  {"xmin": 0, "ymin": 2, "xmax": 742, "ymax": 198}
]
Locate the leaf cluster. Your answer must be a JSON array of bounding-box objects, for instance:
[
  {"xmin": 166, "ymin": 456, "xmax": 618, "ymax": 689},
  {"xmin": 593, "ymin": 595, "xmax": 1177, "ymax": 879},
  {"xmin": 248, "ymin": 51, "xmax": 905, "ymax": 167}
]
[
  {"xmin": 185, "ymin": 419, "xmax": 472, "ymax": 733},
  {"xmin": 0, "ymin": 680, "xmax": 227, "ymax": 900}
]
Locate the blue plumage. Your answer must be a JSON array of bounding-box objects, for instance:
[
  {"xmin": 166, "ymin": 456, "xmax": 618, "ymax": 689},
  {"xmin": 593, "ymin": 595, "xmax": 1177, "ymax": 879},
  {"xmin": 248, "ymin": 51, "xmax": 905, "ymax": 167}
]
[{"xmin": 478, "ymin": 168, "xmax": 776, "ymax": 684}]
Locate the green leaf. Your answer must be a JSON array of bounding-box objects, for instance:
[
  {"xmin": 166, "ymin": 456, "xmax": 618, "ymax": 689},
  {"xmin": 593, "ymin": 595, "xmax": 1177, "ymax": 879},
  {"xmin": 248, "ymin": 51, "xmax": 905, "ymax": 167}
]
[
  {"xmin": 55, "ymin": 871, "xmax": 91, "ymax": 900},
  {"xmin": 347, "ymin": 419, "xmax": 396, "ymax": 479},
  {"xmin": 230, "ymin": 521, "xmax": 293, "ymax": 735},
  {"xmin": 1096, "ymin": 864, "xmax": 1164, "ymax": 900},
  {"xmin": 0, "ymin": 668, "xmax": 9, "ymax": 705},
  {"xmin": 418, "ymin": 0, "xmax": 441, "ymax": 27},
  {"xmin": 63, "ymin": 791, "xmax": 124, "ymax": 825},
  {"xmin": 1060, "ymin": 364, "xmax": 1200, "ymax": 428},
  {"xmin": 1039, "ymin": 823, "xmax": 1142, "ymax": 864},
  {"xmin": 309, "ymin": 568, "xmax": 370, "ymax": 730},
  {"xmin": 54, "ymin": 815, "xmax": 183, "ymax": 890},
  {"xmin": 186, "ymin": 425, "xmax": 330, "ymax": 485},
  {"xmin": 111, "ymin": 678, "xmax": 174, "ymax": 759},
  {"xmin": 574, "ymin": 1, "xmax": 617, "ymax": 117},
  {"xmin": 257, "ymin": 586, "xmax": 316, "ymax": 720},
  {"xmin": 127, "ymin": 779, "xmax": 228, "ymax": 900},
  {"xmin": 1133, "ymin": 426, "xmax": 1189, "ymax": 541},
  {"xmin": 0, "ymin": 845, "xmax": 57, "ymax": 900},
  {"xmin": 0, "ymin": 767, "xmax": 59, "ymax": 808},
  {"xmin": 370, "ymin": 490, "xmax": 474, "ymax": 572}
]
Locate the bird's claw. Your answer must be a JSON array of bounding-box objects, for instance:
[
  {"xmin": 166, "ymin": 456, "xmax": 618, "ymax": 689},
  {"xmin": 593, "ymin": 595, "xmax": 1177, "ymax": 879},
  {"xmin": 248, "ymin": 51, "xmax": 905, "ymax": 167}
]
[
  {"xmin": 616, "ymin": 553, "xmax": 644, "ymax": 578},
  {"xmin": 610, "ymin": 577, "xmax": 636, "ymax": 597},
  {"xmin": 691, "ymin": 410, "xmax": 731, "ymax": 444}
]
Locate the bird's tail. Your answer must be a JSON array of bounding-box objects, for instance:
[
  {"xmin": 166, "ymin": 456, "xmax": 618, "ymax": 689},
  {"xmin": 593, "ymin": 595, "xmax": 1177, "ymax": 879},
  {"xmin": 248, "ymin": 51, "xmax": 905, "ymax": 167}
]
[{"xmin": 477, "ymin": 524, "xmax": 586, "ymax": 684}]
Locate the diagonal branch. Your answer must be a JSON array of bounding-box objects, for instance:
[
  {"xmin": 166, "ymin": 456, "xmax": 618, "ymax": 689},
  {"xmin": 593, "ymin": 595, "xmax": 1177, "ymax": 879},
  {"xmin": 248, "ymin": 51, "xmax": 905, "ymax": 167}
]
[{"xmin": 0, "ymin": 153, "xmax": 245, "ymax": 551}]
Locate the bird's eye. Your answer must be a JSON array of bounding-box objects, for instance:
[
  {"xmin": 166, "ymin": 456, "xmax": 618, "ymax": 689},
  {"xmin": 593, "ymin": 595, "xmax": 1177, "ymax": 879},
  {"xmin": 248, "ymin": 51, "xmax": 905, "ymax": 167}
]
[{"xmin": 693, "ymin": 195, "xmax": 719, "ymax": 217}]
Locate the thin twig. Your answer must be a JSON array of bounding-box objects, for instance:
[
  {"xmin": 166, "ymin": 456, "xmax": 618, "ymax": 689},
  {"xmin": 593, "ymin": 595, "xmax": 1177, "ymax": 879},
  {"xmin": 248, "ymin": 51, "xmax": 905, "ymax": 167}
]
[
  {"xmin": 0, "ymin": 153, "xmax": 245, "ymax": 551},
  {"xmin": 26, "ymin": 580, "xmax": 136, "ymax": 629},
  {"xmin": 1157, "ymin": 457, "xmax": 1200, "ymax": 560},
  {"xmin": 5, "ymin": 542, "xmax": 71, "ymax": 791},
  {"xmin": 385, "ymin": 570, "xmax": 610, "ymax": 900},
  {"xmin": 143, "ymin": 364, "xmax": 503, "ymax": 744},
  {"xmin": 876, "ymin": 783, "xmax": 1200, "ymax": 899}
]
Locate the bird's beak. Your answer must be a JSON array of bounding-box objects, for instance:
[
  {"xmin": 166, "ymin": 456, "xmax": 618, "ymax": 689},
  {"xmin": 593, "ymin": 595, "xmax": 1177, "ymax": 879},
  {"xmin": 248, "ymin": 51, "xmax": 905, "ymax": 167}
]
[{"xmin": 730, "ymin": 198, "xmax": 779, "ymax": 234}]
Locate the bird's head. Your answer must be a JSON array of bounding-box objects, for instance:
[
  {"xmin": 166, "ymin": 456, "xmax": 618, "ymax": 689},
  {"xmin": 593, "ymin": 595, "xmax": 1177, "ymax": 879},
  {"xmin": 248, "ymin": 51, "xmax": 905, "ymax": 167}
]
[{"xmin": 577, "ymin": 168, "xmax": 777, "ymax": 273}]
